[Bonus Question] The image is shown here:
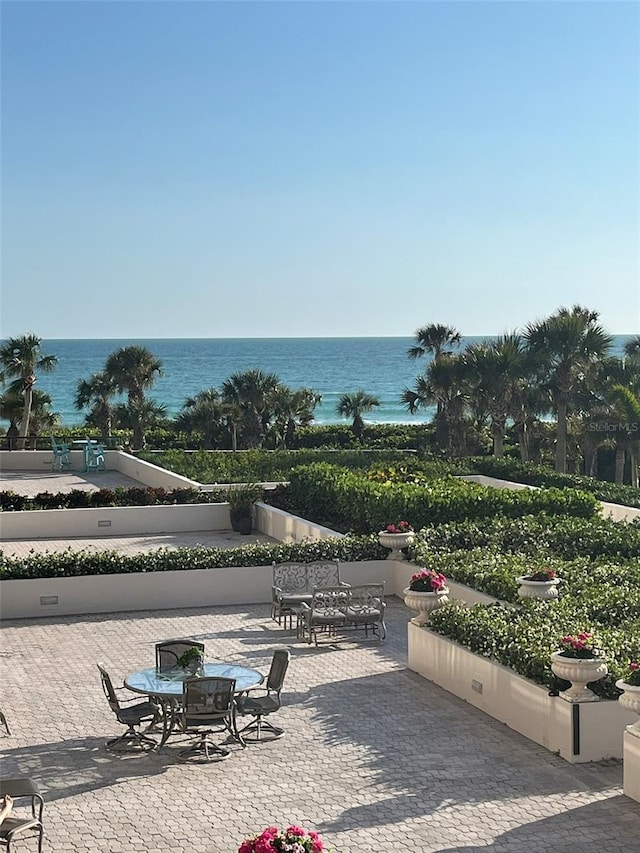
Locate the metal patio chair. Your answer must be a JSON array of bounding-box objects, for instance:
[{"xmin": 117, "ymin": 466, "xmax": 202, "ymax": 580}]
[
  {"xmin": 97, "ymin": 664, "xmax": 159, "ymax": 753},
  {"xmin": 236, "ymin": 648, "xmax": 291, "ymax": 742},
  {"xmin": 155, "ymin": 640, "xmax": 206, "ymax": 673},
  {"xmin": 0, "ymin": 777, "xmax": 45, "ymax": 853},
  {"xmin": 50, "ymin": 436, "xmax": 71, "ymax": 472},
  {"xmin": 178, "ymin": 677, "xmax": 238, "ymax": 762}
]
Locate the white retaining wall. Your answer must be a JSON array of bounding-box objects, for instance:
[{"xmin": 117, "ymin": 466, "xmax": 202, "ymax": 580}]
[
  {"xmin": 623, "ymin": 731, "xmax": 640, "ymax": 803},
  {"xmin": 407, "ymin": 623, "xmax": 637, "ymax": 763}
]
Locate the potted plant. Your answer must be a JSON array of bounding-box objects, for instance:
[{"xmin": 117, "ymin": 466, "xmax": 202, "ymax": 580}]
[
  {"xmin": 402, "ymin": 568, "xmax": 449, "ymax": 626},
  {"xmin": 517, "ymin": 567, "xmax": 561, "ymax": 600},
  {"xmin": 615, "ymin": 661, "xmax": 640, "ymax": 735},
  {"xmin": 238, "ymin": 824, "xmax": 325, "ymax": 853},
  {"xmin": 177, "ymin": 646, "xmax": 204, "ymax": 675},
  {"xmin": 550, "ymin": 632, "xmax": 608, "ymax": 703},
  {"xmin": 378, "ymin": 520, "xmax": 415, "ymax": 560},
  {"xmin": 226, "ymin": 483, "xmax": 263, "ymax": 535}
]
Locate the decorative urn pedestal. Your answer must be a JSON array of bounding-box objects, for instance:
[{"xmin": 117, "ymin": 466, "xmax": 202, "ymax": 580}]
[
  {"xmin": 378, "ymin": 531, "xmax": 415, "ymax": 561},
  {"xmin": 550, "ymin": 652, "xmax": 608, "ymax": 703},
  {"xmin": 616, "ymin": 680, "xmax": 640, "ymax": 736},
  {"xmin": 402, "ymin": 588, "xmax": 449, "ymax": 626},
  {"xmin": 517, "ymin": 577, "xmax": 561, "ymax": 600}
]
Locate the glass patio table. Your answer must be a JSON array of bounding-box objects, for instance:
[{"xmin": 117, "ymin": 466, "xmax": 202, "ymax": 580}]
[{"xmin": 124, "ymin": 663, "xmax": 264, "ymax": 748}]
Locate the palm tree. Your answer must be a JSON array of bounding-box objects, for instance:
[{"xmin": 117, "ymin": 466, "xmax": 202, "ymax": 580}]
[
  {"xmin": 175, "ymin": 388, "xmax": 224, "ymax": 449},
  {"xmin": 407, "ymin": 324, "xmax": 462, "ymax": 361},
  {"xmin": 74, "ymin": 372, "xmax": 117, "ymax": 438},
  {"xmin": 269, "ymin": 385, "xmax": 321, "ymax": 448},
  {"xmin": 336, "ymin": 390, "xmax": 381, "ymax": 439},
  {"xmin": 115, "ymin": 398, "xmax": 166, "ymax": 449},
  {"xmin": 524, "ymin": 306, "xmax": 613, "ymax": 473},
  {"xmin": 221, "ymin": 369, "xmax": 280, "ymax": 449},
  {"xmin": 104, "ymin": 345, "xmax": 163, "ymax": 404},
  {"xmin": 464, "ymin": 334, "xmax": 532, "ymax": 458},
  {"xmin": 0, "ymin": 334, "xmax": 57, "ymax": 449},
  {"xmin": 624, "ymin": 336, "xmax": 640, "ymax": 358}
]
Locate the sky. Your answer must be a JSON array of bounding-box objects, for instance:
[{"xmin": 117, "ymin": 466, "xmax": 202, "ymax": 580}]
[{"xmin": 1, "ymin": 0, "xmax": 638, "ymax": 339}]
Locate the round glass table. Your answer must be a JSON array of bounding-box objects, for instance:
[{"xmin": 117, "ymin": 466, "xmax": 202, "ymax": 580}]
[{"xmin": 124, "ymin": 663, "xmax": 264, "ymax": 747}]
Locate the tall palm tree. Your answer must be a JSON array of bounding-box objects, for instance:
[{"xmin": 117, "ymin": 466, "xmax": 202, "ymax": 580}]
[
  {"xmin": 175, "ymin": 388, "xmax": 224, "ymax": 449},
  {"xmin": 336, "ymin": 390, "xmax": 381, "ymax": 439},
  {"xmin": 524, "ymin": 306, "xmax": 613, "ymax": 473},
  {"xmin": 269, "ymin": 385, "xmax": 321, "ymax": 448},
  {"xmin": 104, "ymin": 345, "xmax": 163, "ymax": 404},
  {"xmin": 464, "ymin": 334, "xmax": 532, "ymax": 458},
  {"xmin": 624, "ymin": 336, "xmax": 640, "ymax": 358},
  {"xmin": 0, "ymin": 334, "xmax": 57, "ymax": 449},
  {"xmin": 115, "ymin": 398, "xmax": 166, "ymax": 449},
  {"xmin": 74, "ymin": 372, "xmax": 117, "ymax": 438},
  {"xmin": 407, "ymin": 324, "xmax": 462, "ymax": 361},
  {"xmin": 221, "ymin": 369, "xmax": 280, "ymax": 449}
]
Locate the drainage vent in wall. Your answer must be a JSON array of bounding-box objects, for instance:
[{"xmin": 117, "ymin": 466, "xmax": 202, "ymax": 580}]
[
  {"xmin": 98, "ymin": 520, "xmax": 112, "ymax": 528},
  {"xmin": 40, "ymin": 596, "xmax": 58, "ymax": 606}
]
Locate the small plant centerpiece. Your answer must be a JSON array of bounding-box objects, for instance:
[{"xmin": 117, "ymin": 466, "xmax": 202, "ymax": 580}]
[
  {"xmin": 238, "ymin": 824, "xmax": 326, "ymax": 853},
  {"xmin": 227, "ymin": 483, "xmax": 263, "ymax": 535},
  {"xmin": 615, "ymin": 661, "xmax": 640, "ymax": 734},
  {"xmin": 378, "ymin": 520, "xmax": 415, "ymax": 560},
  {"xmin": 550, "ymin": 632, "xmax": 608, "ymax": 703},
  {"xmin": 402, "ymin": 568, "xmax": 449, "ymax": 626},
  {"xmin": 177, "ymin": 646, "xmax": 205, "ymax": 676},
  {"xmin": 517, "ymin": 566, "xmax": 561, "ymax": 600}
]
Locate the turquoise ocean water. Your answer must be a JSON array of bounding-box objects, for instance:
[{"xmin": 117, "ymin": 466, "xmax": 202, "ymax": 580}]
[{"xmin": 31, "ymin": 336, "xmax": 633, "ymax": 428}]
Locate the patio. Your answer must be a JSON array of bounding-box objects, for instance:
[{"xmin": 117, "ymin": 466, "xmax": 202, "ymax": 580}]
[{"xmin": 1, "ymin": 599, "xmax": 638, "ymax": 853}]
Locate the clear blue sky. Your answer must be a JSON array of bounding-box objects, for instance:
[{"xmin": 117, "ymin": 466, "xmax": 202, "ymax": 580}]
[{"xmin": 2, "ymin": 0, "xmax": 638, "ymax": 339}]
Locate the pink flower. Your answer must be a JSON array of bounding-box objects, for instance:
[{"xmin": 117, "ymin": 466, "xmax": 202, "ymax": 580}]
[
  {"xmin": 238, "ymin": 842, "xmax": 254, "ymax": 853},
  {"xmin": 630, "ymin": 662, "xmax": 640, "ymax": 671},
  {"xmin": 286, "ymin": 826, "xmax": 306, "ymax": 838}
]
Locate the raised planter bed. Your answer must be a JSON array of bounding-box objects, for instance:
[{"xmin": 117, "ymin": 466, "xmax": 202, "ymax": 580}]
[{"xmin": 407, "ymin": 623, "xmax": 637, "ymax": 763}]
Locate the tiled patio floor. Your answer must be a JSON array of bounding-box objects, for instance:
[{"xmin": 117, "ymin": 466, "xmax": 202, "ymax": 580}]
[{"xmin": 1, "ymin": 599, "xmax": 638, "ymax": 853}]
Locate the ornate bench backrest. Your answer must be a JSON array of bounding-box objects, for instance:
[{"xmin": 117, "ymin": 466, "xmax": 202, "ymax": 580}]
[
  {"xmin": 348, "ymin": 583, "xmax": 385, "ymax": 615},
  {"xmin": 273, "ymin": 560, "xmax": 341, "ymax": 595}
]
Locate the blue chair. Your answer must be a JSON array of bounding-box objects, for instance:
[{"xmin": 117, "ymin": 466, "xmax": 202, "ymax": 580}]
[
  {"xmin": 85, "ymin": 443, "xmax": 106, "ymax": 472},
  {"xmin": 50, "ymin": 437, "xmax": 71, "ymax": 471}
]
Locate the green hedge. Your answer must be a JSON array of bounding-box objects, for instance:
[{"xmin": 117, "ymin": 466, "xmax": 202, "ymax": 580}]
[
  {"xmin": 413, "ymin": 514, "xmax": 640, "ymax": 560},
  {"xmin": 285, "ymin": 463, "xmax": 599, "ymax": 533},
  {"xmin": 138, "ymin": 449, "xmax": 417, "ymax": 483},
  {"xmin": 0, "ymin": 535, "xmax": 384, "ymax": 581},
  {"xmin": 467, "ymin": 456, "xmax": 640, "ymax": 509},
  {"xmin": 0, "ymin": 486, "xmax": 232, "ymax": 511},
  {"xmin": 429, "ymin": 601, "xmax": 640, "ymax": 700}
]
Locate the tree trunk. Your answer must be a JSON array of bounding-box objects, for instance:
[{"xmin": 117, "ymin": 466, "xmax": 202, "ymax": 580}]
[
  {"xmin": 555, "ymin": 396, "xmax": 568, "ymax": 474},
  {"xmin": 630, "ymin": 447, "xmax": 639, "ymax": 489},
  {"xmin": 515, "ymin": 421, "xmax": 529, "ymax": 463},
  {"xmin": 17, "ymin": 381, "xmax": 34, "ymax": 451},
  {"xmin": 614, "ymin": 447, "xmax": 626, "ymax": 484},
  {"xmin": 492, "ymin": 417, "xmax": 505, "ymax": 458}
]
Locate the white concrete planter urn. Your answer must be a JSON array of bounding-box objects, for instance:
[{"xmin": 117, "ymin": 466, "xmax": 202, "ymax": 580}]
[
  {"xmin": 378, "ymin": 530, "xmax": 415, "ymax": 560},
  {"xmin": 550, "ymin": 651, "xmax": 608, "ymax": 703},
  {"xmin": 403, "ymin": 588, "xmax": 449, "ymax": 626},
  {"xmin": 517, "ymin": 576, "xmax": 561, "ymax": 600},
  {"xmin": 616, "ymin": 680, "xmax": 640, "ymax": 736}
]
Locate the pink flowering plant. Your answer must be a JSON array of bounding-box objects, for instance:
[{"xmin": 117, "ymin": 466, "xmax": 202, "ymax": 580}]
[
  {"xmin": 238, "ymin": 825, "xmax": 325, "ymax": 853},
  {"xmin": 623, "ymin": 662, "xmax": 640, "ymax": 687},
  {"xmin": 558, "ymin": 632, "xmax": 604, "ymax": 660},
  {"xmin": 523, "ymin": 567, "xmax": 557, "ymax": 582},
  {"xmin": 409, "ymin": 568, "xmax": 448, "ymax": 593},
  {"xmin": 385, "ymin": 521, "xmax": 413, "ymax": 534}
]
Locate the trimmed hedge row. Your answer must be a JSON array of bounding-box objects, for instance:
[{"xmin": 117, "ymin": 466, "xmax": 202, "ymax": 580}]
[
  {"xmin": 0, "ymin": 486, "xmax": 231, "ymax": 511},
  {"xmin": 413, "ymin": 514, "xmax": 640, "ymax": 560},
  {"xmin": 429, "ymin": 600, "xmax": 640, "ymax": 700},
  {"xmin": 286, "ymin": 463, "xmax": 599, "ymax": 533},
  {"xmin": 0, "ymin": 535, "xmax": 384, "ymax": 581},
  {"xmin": 468, "ymin": 456, "xmax": 640, "ymax": 509},
  {"xmin": 138, "ymin": 449, "xmax": 417, "ymax": 483}
]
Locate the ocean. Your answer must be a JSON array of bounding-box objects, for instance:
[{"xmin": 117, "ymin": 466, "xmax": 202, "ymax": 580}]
[{"xmin": 25, "ymin": 335, "xmax": 635, "ymax": 428}]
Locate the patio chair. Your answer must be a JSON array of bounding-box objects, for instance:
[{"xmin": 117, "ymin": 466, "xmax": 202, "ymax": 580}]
[
  {"xmin": 346, "ymin": 583, "xmax": 386, "ymax": 642},
  {"xmin": 50, "ymin": 436, "xmax": 71, "ymax": 472},
  {"xmin": 155, "ymin": 640, "xmax": 205, "ymax": 673},
  {"xmin": 85, "ymin": 442, "xmax": 106, "ymax": 472},
  {"xmin": 178, "ymin": 677, "xmax": 238, "ymax": 762},
  {"xmin": 236, "ymin": 648, "xmax": 290, "ymax": 742},
  {"xmin": 0, "ymin": 709, "xmax": 10, "ymax": 736},
  {"xmin": 97, "ymin": 664, "xmax": 159, "ymax": 753},
  {"xmin": 0, "ymin": 778, "xmax": 45, "ymax": 853},
  {"xmin": 299, "ymin": 586, "xmax": 348, "ymax": 646}
]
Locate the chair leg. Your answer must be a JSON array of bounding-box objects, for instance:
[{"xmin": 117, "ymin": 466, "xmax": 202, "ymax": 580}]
[
  {"xmin": 105, "ymin": 725, "xmax": 157, "ymax": 753},
  {"xmin": 178, "ymin": 732, "xmax": 231, "ymax": 762},
  {"xmin": 238, "ymin": 715, "xmax": 285, "ymax": 742},
  {"xmin": 0, "ymin": 709, "xmax": 11, "ymax": 735}
]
